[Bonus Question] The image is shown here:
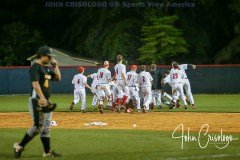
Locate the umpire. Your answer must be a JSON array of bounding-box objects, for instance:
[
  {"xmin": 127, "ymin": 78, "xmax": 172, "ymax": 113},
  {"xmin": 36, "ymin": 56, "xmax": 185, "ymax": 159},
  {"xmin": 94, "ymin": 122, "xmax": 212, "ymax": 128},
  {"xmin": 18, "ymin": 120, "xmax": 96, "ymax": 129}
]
[
  {"xmin": 13, "ymin": 45, "xmax": 61, "ymax": 158},
  {"xmin": 150, "ymin": 64, "xmax": 163, "ymax": 108}
]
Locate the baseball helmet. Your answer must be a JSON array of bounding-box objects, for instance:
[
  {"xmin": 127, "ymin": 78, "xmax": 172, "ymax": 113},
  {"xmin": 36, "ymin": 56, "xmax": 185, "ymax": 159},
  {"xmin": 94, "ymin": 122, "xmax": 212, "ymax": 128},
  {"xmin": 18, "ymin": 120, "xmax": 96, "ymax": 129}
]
[
  {"xmin": 77, "ymin": 66, "xmax": 85, "ymax": 73},
  {"xmin": 131, "ymin": 65, "xmax": 137, "ymax": 70}
]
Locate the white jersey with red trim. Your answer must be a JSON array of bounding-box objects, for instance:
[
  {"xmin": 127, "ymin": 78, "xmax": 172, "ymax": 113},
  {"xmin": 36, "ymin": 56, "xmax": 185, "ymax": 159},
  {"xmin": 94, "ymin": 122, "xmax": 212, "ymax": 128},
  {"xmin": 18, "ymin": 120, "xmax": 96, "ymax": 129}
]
[
  {"xmin": 90, "ymin": 73, "xmax": 98, "ymax": 88},
  {"xmin": 114, "ymin": 63, "xmax": 126, "ymax": 80},
  {"xmin": 72, "ymin": 73, "xmax": 87, "ymax": 90},
  {"xmin": 169, "ymin": 68, "xmax": 185, "ymax": 85},
  {"xmin": 163, "ymin": 74, "xmax": 171, "ymax": 86},
  {"xmin": 126, "ymin": 71, "xmax": 138, "ymax": 87},
  {"xmin": 138, "ymin": 71, "xmax": 153, "ymax": 88},
  {"xmin": 179, "ymin": 64, "xmax": 188, "ymax": 79},
  {"xmin": 97, "ymin": 68, "xmax": 111, "ymax": 84}
]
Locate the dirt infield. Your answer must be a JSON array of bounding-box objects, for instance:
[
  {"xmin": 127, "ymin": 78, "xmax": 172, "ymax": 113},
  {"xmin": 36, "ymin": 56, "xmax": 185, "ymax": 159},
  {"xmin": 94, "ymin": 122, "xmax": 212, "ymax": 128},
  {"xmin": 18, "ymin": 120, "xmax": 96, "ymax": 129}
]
[{"xmin": 0, "ymin": 112, "xmax": 239, "ymax": 133}]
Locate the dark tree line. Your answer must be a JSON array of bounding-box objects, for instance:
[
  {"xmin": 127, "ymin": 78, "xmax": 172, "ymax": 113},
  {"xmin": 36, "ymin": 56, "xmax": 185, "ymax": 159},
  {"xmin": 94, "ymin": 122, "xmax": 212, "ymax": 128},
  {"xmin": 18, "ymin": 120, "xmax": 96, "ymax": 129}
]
[{"xmin": 0, "ymin": 0, "xmax": 240, "ymax": 66}]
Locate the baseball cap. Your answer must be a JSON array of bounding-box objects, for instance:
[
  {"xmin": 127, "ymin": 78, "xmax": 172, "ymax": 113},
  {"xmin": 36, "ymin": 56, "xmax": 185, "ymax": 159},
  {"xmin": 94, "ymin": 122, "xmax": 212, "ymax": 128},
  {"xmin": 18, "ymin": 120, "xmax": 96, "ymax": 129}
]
[
  {"xmin": 103, "ymin": 61, "xmax": 109, "ymax": 66},
  {"xmin": 131, "ymin": 65, "xmax": 137, "ymax": 70},
  {"xmin": 37, "ymin": 45, "xmax": 55, "ymax": 58},
  {"xmin": 77, "ymin": 66, "xmax": 85, "ymax": 73}
]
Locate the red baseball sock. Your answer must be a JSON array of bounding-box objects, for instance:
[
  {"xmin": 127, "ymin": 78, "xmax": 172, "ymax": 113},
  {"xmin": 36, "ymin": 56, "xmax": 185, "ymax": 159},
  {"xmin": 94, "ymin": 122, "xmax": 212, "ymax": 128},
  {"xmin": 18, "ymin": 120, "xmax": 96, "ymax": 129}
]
[
  {"xmin": 116, "ymin": 98, "xmax": 121, "ymax": 107},
  {"xmin": 122, "ymin": 96, "xmax": 128, "ymax": 106}
]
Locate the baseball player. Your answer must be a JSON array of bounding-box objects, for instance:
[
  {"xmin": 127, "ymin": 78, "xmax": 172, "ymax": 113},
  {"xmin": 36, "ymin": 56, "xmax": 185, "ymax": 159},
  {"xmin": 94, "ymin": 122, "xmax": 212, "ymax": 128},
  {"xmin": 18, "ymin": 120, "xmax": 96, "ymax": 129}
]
[
  {"xmin": 150, "ymin": 64, "xmax": 163, "ymax": 109},
  {"xmin": 126, "ymin": 65, "xmax": 141, "ymax": 111},
  {"xmin": 87, "ymin": 73, "xmax": 99, "ymax": 107},
  {"xmin": 162, "ymin": 70, "xmax": 179, "ymax": 108},
  {"xmin": 114, "ymin": 54, "xmax": 129, "ymax": 112},
  {"xmin": 69, "ymin": 67, "xmax": 92, "ymax": 113},
  {"xmin": 96, "ymin": 61, "xmax": 112, "ymax": 113},
  {"xmin": 109, "ymin": 80, "xmax": 118, "ymax": 110},
  {"xmin": 171, "ymin": 61, "xmax": 196, "ymax": 109},
  {"xmin": 138, "ymin": 65, "xmax": 153, "ymax": 113},
  {"xmin": 167, "ymin": 62, "xmax": 188, "ymax": 109},
  {"xmin": 13, "ymin": 46, "xmax": 61, "ymax": 158}
]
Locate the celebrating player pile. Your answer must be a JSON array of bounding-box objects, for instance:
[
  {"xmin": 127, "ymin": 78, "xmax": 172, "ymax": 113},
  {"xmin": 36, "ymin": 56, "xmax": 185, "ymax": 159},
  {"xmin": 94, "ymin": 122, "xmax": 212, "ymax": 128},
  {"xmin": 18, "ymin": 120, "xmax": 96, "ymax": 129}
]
[{"xmin": 69, "ymin": 53, "xmax": 197, "ymax": 113}]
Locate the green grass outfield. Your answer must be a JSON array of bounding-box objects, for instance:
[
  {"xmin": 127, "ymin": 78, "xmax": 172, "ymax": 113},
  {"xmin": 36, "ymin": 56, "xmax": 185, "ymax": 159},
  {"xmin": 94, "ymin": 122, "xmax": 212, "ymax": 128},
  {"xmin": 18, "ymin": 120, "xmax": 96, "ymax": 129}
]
[
  {"xmin": 0, "ymin": 94, "xmax": 239, "ymax": 112},
  {"xmin": 1, "ymin": 129, "xmax": 240, "ymax": 160},
  {"xmin": 0, "ymin": 94, "xmax": 240, "ymax": 159}
]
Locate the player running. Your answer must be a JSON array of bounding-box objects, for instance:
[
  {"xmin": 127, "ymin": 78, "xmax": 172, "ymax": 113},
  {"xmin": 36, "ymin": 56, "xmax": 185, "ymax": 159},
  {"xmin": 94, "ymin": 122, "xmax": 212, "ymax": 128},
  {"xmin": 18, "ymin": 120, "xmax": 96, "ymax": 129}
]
[
  {"xmin": 69, "ymin": 67, "xmax": 92, "ymax": 113},
  {"xmin": 87, "ymin": 73, "xmax": 99, "ymax": 107}
]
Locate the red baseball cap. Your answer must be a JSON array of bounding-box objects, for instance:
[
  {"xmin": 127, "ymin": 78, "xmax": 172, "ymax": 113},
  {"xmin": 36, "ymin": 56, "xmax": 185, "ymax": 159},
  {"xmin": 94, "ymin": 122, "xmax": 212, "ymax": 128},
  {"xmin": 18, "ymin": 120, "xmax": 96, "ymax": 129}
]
[
  {"xmin": 131, "ymin": 65, "xmax": 138, "ymax": 70},
  {"xmin": 77, "ymin": 66, "xmax": 85, "ymax": 73}
]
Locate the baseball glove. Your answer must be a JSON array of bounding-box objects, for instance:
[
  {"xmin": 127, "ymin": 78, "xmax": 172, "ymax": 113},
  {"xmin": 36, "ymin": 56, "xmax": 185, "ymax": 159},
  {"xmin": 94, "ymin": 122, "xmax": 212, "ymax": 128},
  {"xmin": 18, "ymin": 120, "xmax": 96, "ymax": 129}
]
[{"xmin": 40, "ymin": 103, "xmax": 57, "ymax": 113}]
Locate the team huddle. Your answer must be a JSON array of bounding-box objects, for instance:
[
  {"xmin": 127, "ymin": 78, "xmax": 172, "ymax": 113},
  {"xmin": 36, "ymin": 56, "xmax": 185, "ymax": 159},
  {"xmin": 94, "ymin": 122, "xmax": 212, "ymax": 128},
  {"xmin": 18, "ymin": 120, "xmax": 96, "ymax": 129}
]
[{"xmin": 69, "ymin": 54, "xmax": 197, "ymax": 114}]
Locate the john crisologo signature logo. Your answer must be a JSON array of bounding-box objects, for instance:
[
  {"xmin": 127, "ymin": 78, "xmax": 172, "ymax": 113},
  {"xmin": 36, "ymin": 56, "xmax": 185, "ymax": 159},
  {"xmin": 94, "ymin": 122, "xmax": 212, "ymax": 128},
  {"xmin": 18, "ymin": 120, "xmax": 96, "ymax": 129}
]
[{"xmin": 172, "ymin": 124, "xmax": 238, "ymax": 149}]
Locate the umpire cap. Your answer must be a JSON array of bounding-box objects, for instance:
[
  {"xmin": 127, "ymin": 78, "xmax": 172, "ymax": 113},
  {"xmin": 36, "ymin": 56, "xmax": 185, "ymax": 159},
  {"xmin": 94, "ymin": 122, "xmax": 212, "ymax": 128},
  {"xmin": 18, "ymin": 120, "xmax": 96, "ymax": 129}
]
[{"xmin": 36, "ymin": 45, "xmax": 55, "ymax": 58}]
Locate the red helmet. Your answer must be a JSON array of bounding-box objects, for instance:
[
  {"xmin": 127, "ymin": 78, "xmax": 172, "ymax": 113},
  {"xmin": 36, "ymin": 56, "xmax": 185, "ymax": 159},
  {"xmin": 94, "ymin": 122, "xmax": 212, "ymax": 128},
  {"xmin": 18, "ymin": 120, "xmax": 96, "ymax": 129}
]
[
  {"xmin": 77, "ymin": 66, "xmax": 85, "ymax": 73},
  {"xmin": 131, "ymin": 65, "xmax": 138, "ymax": 70}
]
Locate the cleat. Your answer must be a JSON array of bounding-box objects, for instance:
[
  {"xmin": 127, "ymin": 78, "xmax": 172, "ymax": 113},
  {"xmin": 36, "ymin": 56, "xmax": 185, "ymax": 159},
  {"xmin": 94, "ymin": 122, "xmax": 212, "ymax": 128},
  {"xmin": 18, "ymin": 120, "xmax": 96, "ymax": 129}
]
[
  {"xmin": 126, "ymin": 108, "xmax": 133, "ymax": 114},
  {"xmin": 142, "ymin": 105, "xmax": 146, "ymax": 113},
  {"xmin": 176, "ymin": 99, "xmax": 181, "ymax": 108},
  {"xmin": 43, "ymin": 150, "xmax": 61, "ymax": 157},
  {"xmin": 149, "ymin": 103, "xmax": 154, "ymax": 110},
  {"xmin": 169, "ymin": 103, "xmax": 175, "ymax": 109},
  {"xmin": 98, "ymin": 105, "xmax": 104, "ymax": 114},
  {"xmin": 13, "ymin": 143, "xmax": 24, "ymax": 158},
  {"xmin": 81, "ymin": 110, "xmax": 86, "ymax": 113},
  {"xmin": 158, "ymin": 105, "xmax": 162, "ymax": 109},
  {"xmin": 115, "ymin": 107, "xmax": 121, "ymax": 113},
  {"xmin": 186, "ymin": 99, "xmax": 191, "ymax": 105},
  {"xmin": 114, "ymin": 105, "xmax": 121, "ymax": 113},
  {"xmin": 192, "ymin": 104, "xmax": 197, "ymax": 109},
  {"xmin": 184, "ymin": 105, "xmax": 188, "ymax": 110},
  {"xmin": 69, "ymin": 104, "xmax": 74, "ymax": 111}
]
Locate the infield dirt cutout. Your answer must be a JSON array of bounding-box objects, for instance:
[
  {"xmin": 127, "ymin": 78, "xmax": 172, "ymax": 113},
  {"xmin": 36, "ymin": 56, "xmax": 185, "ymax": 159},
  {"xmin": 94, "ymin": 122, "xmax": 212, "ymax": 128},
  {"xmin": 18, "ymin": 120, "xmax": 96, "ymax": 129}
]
[{"xmin": 0, "ymin": 112, "xmax": 240, "ymax": 133}]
